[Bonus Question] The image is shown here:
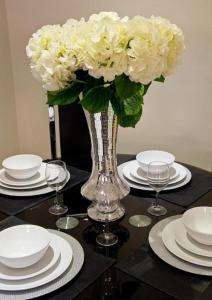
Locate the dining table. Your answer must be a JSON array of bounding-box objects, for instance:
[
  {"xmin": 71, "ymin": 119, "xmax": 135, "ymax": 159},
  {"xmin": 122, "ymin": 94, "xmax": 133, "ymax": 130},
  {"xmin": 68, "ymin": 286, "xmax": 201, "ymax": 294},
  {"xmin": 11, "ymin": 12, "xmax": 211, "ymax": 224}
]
[{"xmin": 0, "ymin": 154, "xmax": 212, "ymax": 300}]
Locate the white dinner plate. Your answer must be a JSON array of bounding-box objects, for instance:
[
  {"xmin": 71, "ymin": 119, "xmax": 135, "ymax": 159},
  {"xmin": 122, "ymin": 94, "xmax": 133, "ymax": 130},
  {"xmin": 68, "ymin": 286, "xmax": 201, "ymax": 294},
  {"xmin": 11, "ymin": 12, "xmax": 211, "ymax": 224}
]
[
  {"xmin": 0, "ymin": 233, "xmax": 72, "ymax": 291},
  {"xmin": 175, "ymin": 218, "xmax": 212, "ymax": 258},
  {"xmin": 0, "ymin": 230, "xmax": 84, "ymax": 299},
  {"xmin": 0, "ymin": 172, "xmax": 70, "ymax": 197},
  {"xmin": 162, "ymin": 219, "xmax": 212, "ymax": 267},
  {"xmin": 0, "ymin": 233, "xmax": 60, "ymax": 280},
  {"xmin": 130, "ymin": 161, "xmax": 178, "ymax": 182},
  {"xmin": 0, "ymin": 163, "xmax": 58, "ymax": 187},
  {"xmin": 123, "ymin": 161, "xmax": 186, "ymax": 186},
  {"xmin": 118, "ymin": 161, "xmax": 191, "ymax": 191},
  {"xmin": 149, "ymin": 216, "xmax": 212, "ymax": 276}
]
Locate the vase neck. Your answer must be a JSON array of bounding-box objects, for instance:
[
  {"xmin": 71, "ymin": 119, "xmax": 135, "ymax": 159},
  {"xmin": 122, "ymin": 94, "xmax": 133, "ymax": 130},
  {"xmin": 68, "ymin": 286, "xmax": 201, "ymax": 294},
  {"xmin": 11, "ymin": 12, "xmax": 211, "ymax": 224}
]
[{"xmin": 84, "ymin": 104, "xmax": 118, "ymax": 176}]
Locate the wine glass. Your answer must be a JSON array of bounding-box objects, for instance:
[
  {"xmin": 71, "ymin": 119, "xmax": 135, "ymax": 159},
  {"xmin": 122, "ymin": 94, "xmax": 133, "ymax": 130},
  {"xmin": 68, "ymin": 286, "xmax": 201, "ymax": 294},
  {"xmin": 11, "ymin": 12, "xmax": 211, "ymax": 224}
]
[
  {"xmin": 147, "ymin": 161, "xmax": 170, "ymax": 216},
  {"xmin": 95, "ymin": 185, "xmax": 118, "ymax": 247},
  {"xmin": 45, "ymin": 160, "xmax": 68, "ymax": 215}
]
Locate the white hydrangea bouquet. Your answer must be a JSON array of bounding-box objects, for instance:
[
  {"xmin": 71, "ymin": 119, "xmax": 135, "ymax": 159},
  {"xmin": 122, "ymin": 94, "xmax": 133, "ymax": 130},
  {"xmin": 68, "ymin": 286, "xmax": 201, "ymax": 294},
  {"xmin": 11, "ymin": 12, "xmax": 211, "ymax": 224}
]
[{"xmin": 26, "ymin": 12, "xmax": 185, "ymax": 127}]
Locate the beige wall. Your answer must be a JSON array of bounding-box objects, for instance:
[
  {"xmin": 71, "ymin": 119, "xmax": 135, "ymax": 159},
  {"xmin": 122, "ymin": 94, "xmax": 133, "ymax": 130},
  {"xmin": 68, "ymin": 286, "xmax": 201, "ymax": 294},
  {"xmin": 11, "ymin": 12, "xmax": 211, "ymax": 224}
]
[
  {"xmin": 0, "ymin": 0, "xmax": 18, "ymax": 163},
  {"xmin": 3, "ymin": 0, "xmax": 212, "ymax": 170}
]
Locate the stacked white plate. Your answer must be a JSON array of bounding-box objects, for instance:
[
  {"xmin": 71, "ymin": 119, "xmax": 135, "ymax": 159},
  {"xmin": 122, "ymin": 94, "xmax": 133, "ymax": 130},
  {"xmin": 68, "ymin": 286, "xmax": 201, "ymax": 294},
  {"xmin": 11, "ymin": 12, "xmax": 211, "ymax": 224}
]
[
  {"xmin": 148, "ymin": 215, "xmax": 212, "ymax": 276},
  {"xmin": 118, "ymin": 160, "xmax": 192, "ymax": 191},
  {"xmin": 0, "ymin": 229, "xmax": 84, "ymax": 299},
  {"xmin": 0, "ymin": 163, "xmax": 70, "ymax": 197}
]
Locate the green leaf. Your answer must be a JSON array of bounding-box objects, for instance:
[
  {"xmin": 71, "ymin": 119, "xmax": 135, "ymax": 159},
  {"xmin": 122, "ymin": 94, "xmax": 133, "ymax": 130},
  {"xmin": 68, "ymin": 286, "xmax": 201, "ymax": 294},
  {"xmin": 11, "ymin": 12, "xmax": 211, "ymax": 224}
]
[
  {"xmin": 47, "ymin": 84, "xmax": 72, "ymax": 97},
  {"xmin": 83, "ymin": 77, "xmax": 105, "ymax": 94},
  {"xmin": 47, "ymin": 82, "xmax": 84, "ymax": 106},
  {"xmin": 121, "ymin": 93, "xmax": 142, "ymax": 116},
  {"xmin": 80, "ymin": 85, "xmax": 110, "ymax": 113},
  {"xmin": 115, "ymin": 74, "xmax": 141, "ymax": 100},
  {"xmin": 110, "ymin": 88, "xmax": 144, "ymax": 127},
  {"xmin": 110, "ymin": 93, "xmax": 121, "ymax": 116},
  {"xmin": 154, "ymin": 74, "xmax": 165, "ymax": 82},
  {"xmin": 117, "ymin": 106, "xmax": 142, "ymax": 127},
  {"xmin": 143, "ymin": 82, "xmax": 151, "ymax": 96}
]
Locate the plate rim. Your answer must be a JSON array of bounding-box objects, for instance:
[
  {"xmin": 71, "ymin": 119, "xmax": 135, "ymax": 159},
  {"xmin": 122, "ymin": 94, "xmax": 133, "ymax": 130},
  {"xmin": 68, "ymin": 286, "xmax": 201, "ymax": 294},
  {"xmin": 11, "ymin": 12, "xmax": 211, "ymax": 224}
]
[
  {"xmin": 118, "ymin": 161, "xmax": 191, "ymax": 191},
  {"xmin": 0, "ymin": 172, "xmax": 70, "ymax": 197},
  {"xmin": 130, "ymin": 161, "xmax": 178, "ymax": 182},
  {"xmin": 162, "ymin": 219, "xmax": 212, "ymax": 267},
  {"xmin": 0, "ymin": 230, "xmax": 84, "ymax": 299},
  {"xmin": 0, "ymin": 233, "xmax": 73, "ymax": 290},
  {"xmin": 123, "ymin": 161, "xmax": 186, "ymax": 186},
  {"xmin": 0, "ymin": 163, "xmax": 47, "ymax": 187},
  {"xmin": 149, "ymin": 216, "xmax": 212, "ymax": 276},
  {"xmin": 0, "ymin": 229, "xmax": 84, "ymax": 300},
  {"xmin": 175, "ymin": 218, "xmax": 212, "ymax": 258},
  {"xmin": 0, "ymin": 233, "xmax": 61, "ymax": 281},
  {"xmin": 0, "ymin": 179, "xmax": 47, "ymax": 190}
]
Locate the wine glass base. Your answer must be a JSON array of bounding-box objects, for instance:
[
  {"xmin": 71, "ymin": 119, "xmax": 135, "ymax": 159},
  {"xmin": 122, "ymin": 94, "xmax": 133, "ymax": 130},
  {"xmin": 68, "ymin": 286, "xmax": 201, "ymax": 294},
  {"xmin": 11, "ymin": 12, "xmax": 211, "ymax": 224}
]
[
  {"xmin": 56, "ymin": 216, "xmax": 79, "ymax": 230},
  {"xmin": 129, "ymin": 215, "xmax": 152, "ymax": 227},
  {"xmin": 148, "ymin": 205, "xmax": 167, "ymax": 216},
  {"xmin": 48, "ymin": 205, "xmax": 68, "ymax": 215},
  {"xmin": 96, "ymin": 233, "xmax": 118, "ymax": 247}
]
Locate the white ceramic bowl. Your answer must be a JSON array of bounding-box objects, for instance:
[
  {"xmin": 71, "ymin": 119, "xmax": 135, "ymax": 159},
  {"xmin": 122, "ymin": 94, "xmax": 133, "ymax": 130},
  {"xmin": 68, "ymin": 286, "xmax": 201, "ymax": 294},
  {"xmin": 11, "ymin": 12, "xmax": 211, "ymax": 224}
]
[
  {"xmin": 2, "ymin": 154, "xmax": 42, "ymax": 179},
  {"xmin": 0, "ymin": 225, "xmax": 51, "ymax": 268},
  {"xmin": 136, "ymin": 150, "xmax": 175, "ymax": 172},
  {"xmin": 182, "ymin": 207, "xmax": 212, "ymax": 245}
]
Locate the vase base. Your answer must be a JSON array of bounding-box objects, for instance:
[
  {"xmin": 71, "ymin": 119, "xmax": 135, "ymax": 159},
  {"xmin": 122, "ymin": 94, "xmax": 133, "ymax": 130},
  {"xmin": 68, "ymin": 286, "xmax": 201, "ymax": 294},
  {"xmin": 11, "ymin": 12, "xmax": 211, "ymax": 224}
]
[{"xmin": 87, "ymin": 204, "xmax": 125, "ymax": 222}]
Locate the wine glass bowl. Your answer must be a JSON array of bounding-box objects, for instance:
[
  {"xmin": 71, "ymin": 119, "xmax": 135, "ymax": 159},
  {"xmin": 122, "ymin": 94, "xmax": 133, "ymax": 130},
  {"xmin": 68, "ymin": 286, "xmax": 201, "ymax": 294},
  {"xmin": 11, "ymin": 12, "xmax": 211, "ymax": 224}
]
[
  {"xmin": 95, "ymin": 184, "xmax": 118, "ymax": 247},
  {"xmin": 45, "ymin": 160, "xmax": 68, "ymax": 215},
  {"xmin": 147, "ymin": 161, "xmax": 170, "ymax": 216}
]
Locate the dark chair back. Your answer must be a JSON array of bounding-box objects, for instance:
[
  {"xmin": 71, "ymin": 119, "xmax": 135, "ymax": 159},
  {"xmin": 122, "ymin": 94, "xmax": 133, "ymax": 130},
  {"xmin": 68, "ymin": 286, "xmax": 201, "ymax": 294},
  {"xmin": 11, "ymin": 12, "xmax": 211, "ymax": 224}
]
[{"xmin": 58, "ymin": 103, "xmax": 92, "ymax": 171}]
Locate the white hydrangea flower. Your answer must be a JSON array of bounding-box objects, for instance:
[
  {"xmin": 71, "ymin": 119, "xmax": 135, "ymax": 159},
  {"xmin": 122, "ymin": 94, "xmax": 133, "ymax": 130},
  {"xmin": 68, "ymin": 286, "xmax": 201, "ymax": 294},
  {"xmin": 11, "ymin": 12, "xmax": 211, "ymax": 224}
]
[
  {"xmin": 62, "ymin": 18, "xmax": 88, "ymax": 68},
  {"xmin": 150, "ymin": 16, "xmax": 185, "ymax": 76},
  {"xmin": 126, "ymin": 16, "xmax": 185, "ymax": 84},
  {"xmin": 63, "ymin": 18, "xmax": 84, "ymax": 28},
  {"xmin": 26, "ymin": 24, "xmax": 78, "ymax": 91},
  {"xmin": 126, "ymin": 17, "xmax": 166, "ymax": 84},
  {"xmin": 88, "ymin": 11, "xmax": 120, "ymax": 22},
  {"xmin": 72, "ymin": 12, "xmax": 130, "ymax": 82},
  {"xmin": 26, "ymin": 12, "xmax": 185, "ymax": 91}
]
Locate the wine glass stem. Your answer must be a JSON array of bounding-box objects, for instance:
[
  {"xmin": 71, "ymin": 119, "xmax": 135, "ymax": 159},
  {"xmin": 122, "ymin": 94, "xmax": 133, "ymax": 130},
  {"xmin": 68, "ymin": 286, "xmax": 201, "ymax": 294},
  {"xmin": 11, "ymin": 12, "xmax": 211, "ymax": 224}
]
[
  {"xmin": 154, "ymin": 191, "xmax": 160, "ymax": 208},
  {"xmin": 104, "ymin": 216, "xmax": 109, "ymax": 238},
  {"xmin": 54, "ymin": 191, "xmax": 59, "ymax": 206}
]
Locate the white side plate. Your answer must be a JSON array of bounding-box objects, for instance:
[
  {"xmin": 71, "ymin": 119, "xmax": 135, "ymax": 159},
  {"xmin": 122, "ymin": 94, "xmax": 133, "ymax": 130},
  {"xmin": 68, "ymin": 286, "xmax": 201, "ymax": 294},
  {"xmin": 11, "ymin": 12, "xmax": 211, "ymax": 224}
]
[
  {"xmin": 0, "ymin": 180, "xmax": 47, "ymax": 190},
  {"xmin": 162, "ymin": 219, "xmax": 212, "ymax": 267},
  {"xmin": 175, "ymin": 218, "xmax": 212, "ymax": 258},
  {"xmin": 0, "ymin": 164, "xmax": 46, "ymax": 186},
  {"xmin": 0, "ymin": 233, "xmax": 60, "ymax": 280},
  {"xmin": 0, "ymin": 230, "xmax": 84, "ymax": 299},
  {"xmin": 118, "ymin": 161, "xmax": 191, "ymax": 191},
  {"xmin": 149, "ymin": 216, "xmax": 212, "ymax": 276},
  {"xmin": 0, "ymin": 233, "xmax": 72, "ymax": 290},
  {"xmin": 0, "ymin": 172, "xmax": 70, "ymax": 197},
  {"xmin": 0, "ymin": 163, "xmax": 58, "ymax": 187},
  {"xmin": 131, "ymin": 161, "xmax": 178, "ymax": 181},
  {"xmin": 123, "ymin": 161, "xmax": 186, "ymax": 186}
]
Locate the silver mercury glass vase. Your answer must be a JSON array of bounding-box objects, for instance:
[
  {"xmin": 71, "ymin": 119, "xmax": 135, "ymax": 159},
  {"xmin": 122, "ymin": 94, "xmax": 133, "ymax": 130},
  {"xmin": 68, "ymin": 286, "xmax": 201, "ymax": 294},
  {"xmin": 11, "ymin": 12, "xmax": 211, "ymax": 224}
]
[{"xmin": 81, "ymin": 104, "xmax": 130, "ymax": 222}]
